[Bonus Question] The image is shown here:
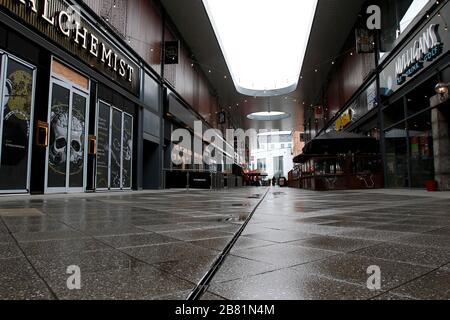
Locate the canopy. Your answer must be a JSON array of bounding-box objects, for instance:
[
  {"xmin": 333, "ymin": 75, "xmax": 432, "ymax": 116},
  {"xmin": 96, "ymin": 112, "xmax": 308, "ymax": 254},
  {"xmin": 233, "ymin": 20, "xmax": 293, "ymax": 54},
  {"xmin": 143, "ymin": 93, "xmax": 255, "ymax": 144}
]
[{"xmin": 294, "ymin": 131, "xmax": 379, "ymax": 163}]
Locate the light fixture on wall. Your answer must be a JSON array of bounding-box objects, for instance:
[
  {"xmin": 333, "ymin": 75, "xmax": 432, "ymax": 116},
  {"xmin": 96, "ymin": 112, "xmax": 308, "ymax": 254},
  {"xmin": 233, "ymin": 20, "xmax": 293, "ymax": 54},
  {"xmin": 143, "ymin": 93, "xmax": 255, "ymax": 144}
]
[
  {"xmin": 435, "ymin": 82, "xmax": 449, "ymax": 95},
  {"xmin": 202, "ymin": 0, "xmax": 318, "ymax": 97}
]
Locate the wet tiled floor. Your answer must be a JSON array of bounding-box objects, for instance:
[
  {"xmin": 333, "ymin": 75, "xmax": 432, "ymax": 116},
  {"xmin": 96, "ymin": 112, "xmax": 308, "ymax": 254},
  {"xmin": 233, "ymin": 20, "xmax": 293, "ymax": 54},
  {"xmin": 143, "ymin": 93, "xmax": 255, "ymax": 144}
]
[
  {"xmin": 1, "ymin": 188, "xmax": 450, "ymax": 300},
  {"xmin": 208, "ymin": 189, "xmax": 450, "ymax": 300},
  {"xmin": 0, "ymin": 189, "xmax": 263, "ymax": 300}
]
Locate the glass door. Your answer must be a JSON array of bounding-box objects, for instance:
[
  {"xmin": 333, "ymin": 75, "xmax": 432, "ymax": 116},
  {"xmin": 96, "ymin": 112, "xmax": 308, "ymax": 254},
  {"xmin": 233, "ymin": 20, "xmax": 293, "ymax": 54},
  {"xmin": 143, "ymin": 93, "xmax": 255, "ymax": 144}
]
[
  {"xmin": 95, "ymin": 101, "xmax": 133, "ymax": 191},
  {"xmin": 0, "ymin": 53, "xmax": 36, "ymax": 193},
  {"xmin": 46, "ymin": 78, "xmax": 89, "ymax": 193}
]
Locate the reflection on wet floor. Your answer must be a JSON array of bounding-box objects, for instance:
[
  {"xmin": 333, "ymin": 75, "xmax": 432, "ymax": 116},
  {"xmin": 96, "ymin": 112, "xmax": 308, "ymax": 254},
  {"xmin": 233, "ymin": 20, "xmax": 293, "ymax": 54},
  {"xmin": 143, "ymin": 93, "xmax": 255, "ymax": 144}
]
[
  {"xmin": 0, "ymin": 189, "xmax": 262, "ymax": 300},
  {"xmin": 1, "ymin": 188, "xmax": 450, "ymax": 300},
  {"xmin": 208, "ymin": 189, "xmax": 450, "ymax": 300}
]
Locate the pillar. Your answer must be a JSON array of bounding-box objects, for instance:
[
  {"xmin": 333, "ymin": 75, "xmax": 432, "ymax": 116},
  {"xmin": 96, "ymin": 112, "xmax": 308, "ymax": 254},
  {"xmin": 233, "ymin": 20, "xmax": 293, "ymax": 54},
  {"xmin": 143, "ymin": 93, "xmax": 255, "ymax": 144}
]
[{"xmin": 431, "ymin": 96, "xmax": 450, "ymax": 191}]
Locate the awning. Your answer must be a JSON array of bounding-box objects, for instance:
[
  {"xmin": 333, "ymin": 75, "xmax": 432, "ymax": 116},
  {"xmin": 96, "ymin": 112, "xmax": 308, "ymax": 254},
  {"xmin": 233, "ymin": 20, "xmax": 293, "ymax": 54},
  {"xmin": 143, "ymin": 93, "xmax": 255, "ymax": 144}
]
[{"xmin": 295, "ymin": 131, "xmax": 379, "ymax": 162}]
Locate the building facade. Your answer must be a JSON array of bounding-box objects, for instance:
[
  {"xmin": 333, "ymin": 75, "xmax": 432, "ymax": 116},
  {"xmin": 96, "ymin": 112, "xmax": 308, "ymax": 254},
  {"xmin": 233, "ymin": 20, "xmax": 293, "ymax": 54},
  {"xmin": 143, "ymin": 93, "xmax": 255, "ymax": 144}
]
[
  {"xmin": 0, "ymin": 0, "xmax": 236, "ymax": 195},
  {"xmin": 250, "ymin": 132, "xmax": 294, "ymax": 180},
  {"xmin": 302, "ymin": 0, "xmax": 450, "ymax": 190}
]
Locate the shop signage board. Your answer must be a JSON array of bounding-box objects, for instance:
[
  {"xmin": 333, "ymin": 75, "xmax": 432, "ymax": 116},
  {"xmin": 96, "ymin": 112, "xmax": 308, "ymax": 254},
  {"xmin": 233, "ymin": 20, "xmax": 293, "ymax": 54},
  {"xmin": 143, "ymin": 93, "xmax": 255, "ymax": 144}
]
[
  {"xmin": 335, "ymin": 109, "xmax": 353, "ymax": 131},
  {"xmin": 380, "ymin": 5, "xmax": 449, "ymax": 99},
  {"xmin": 0, "ymin": 0, "xmax": 141, "ymax": 95}
]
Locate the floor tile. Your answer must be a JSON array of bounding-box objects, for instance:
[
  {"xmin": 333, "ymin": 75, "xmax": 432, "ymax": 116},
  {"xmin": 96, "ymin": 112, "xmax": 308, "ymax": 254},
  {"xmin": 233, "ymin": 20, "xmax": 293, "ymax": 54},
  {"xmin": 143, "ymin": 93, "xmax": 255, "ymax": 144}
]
[
  {"xmin": 123, "ymin": 242, "xmax": 219, "ymax": 264},
  {"xmin": 96, "ymin": 233, "xmax": 180, "ymax": 249},
  {"xmin": 354, "ymin": 243, "xmax": 450, "ymax": 267},
  {"xmin": 212, "ymin": 255, "xmax": 279, "ymax": 283},
  {"xmin": 289, "ymin": 236, "xmax": 380, "ymax": 253},
  {"xmin": 293, "ymin": 254, "xmax": 432, "ymax": 291},
  {"xmin": 209, "ymin": 269, "xmax": 375, "ymax": 300},
  {"xmin": 231, "ymin": 244, "xmax": 337, "ymax": 268},
  {"xmin": 391, "ymin": 269, "xmax": 450, "ymax": 300}
]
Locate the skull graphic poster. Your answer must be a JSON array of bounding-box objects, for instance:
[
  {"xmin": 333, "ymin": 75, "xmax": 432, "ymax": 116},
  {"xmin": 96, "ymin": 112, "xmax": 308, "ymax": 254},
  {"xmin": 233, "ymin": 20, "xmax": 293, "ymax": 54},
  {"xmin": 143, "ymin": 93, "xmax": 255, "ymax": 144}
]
[
  {"xmin": 122, "ymin": 114, "xmax": 133, "ymax": 189},
  {"xmin": 95, "ymin": 101, "xmax": 134, "ymax": 190},
  {"xmin": 0, "ymin": 58, "xmax": 34, "ymax": 191},
  {"xmin": 48, "ymin": 84, "xmax": 70, "ymax": 188},
  {"xmin": 96, "ymin": 102, "xmax": 111, "ymax": 189},
  {"xmin": 47, "ymin": 83, "xmax": 87, "ymax": 189},
  {"xmin": 69, "ymin": 94, "xmax": 87, "ymax": 189},
  {"xmin": 110, "ymin": 109, "xmax": 122, "ymax": 189}
]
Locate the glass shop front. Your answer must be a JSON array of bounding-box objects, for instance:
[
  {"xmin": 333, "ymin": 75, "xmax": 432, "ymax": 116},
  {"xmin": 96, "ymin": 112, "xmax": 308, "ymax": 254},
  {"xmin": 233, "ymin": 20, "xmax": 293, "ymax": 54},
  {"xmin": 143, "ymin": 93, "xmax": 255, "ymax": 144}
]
[{"xmin": 0, "ymin": 0, "xmax": 141, "ymax": 194}]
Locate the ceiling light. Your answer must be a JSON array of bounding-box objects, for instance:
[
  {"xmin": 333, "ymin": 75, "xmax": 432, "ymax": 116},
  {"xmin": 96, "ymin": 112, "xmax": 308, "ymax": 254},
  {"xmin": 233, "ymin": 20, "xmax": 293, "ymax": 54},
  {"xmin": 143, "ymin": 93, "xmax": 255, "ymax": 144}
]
[
  {"xmin": 247, "ymin": 111, "xmax": 291, "ymax": 121},
  {"xmin": 203, "ymin": 0, "xmax": 318, "ymax": 97}
]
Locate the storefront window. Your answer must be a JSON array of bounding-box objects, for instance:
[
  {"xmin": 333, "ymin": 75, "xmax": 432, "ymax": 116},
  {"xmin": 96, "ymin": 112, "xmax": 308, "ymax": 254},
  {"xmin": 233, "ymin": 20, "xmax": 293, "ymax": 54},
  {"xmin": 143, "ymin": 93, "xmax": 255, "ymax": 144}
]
[
  {"xmin": 96, "ymin": 102, "xmax": 111, "ymax": 189},
  {"xmin": 385, "ymin": 122, "xmax": 409, "ymax": 188},
  {"xmin": 0, "ymin": 56, "xmax": 35, "ymax": 192},
  {"xmin": 122, "ymin": 114, "xmax": 133, "ymax": 189},
  {"xmin": 406, "ymin": 76, "xmax": 439, "ymax": 117},
  {"xmin": 383, "ymin": 99, "xmax": 405, "ymax": 128},
  {"xmin": 96, "ymin": 101, "xmax": 134, "ymax": 190},
  {"xmin": 47, "ymin": 80, "xmax": 89, "ymax": 193},
  {"xmin": 408, "ymin": 110, "xmax": 434, "ymax": 188},
  {"xmin": 379, "ymin": 0, "xmax": 431, "ymax": 60}
]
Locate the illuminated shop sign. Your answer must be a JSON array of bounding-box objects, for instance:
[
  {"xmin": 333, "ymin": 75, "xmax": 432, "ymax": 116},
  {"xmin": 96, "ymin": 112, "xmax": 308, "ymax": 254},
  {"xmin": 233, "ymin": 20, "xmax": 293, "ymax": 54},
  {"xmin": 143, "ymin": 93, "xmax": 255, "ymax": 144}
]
[
  {"xmin": 0, "ymin": 0, "xmax": 140, "ymax": 95},
  {"xmin": 395, "ymin": 24, "xmax": 443, "ymax": 85},
  {"xmin": 380, "ymin": 4, "xmax": 449, "ymax": 99},
  {"xmin": 335, "ymin": 109, "xmax": 353, "ymax": 131}
]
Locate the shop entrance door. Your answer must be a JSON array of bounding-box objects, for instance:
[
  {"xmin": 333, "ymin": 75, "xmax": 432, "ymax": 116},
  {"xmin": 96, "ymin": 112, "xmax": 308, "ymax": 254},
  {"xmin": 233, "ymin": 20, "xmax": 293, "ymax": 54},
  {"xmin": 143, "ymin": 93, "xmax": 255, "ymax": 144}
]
[
  {"xmin": 45, "ymin": 78, "xmax": 89, "ymax": 193},
  {"xmin": 0, "ymin": 52, "xmax": 36, "ymax": 194}
]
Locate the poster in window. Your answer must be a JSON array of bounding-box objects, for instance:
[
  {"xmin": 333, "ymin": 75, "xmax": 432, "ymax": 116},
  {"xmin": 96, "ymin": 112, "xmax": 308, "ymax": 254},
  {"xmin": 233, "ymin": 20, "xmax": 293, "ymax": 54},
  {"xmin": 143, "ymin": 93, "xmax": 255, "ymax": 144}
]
[
  {"xmin": 69, "ymin": 93, "xmax": 87, "ymax": 188},
  {"xmin": 110, "ymin": 109, "xmax": 122, "ymax": 189},
  {"xmin": 96, "ymin": 102, "xmax": 111, "ymax": 189},
  {"xmin": 0, "ymin": 59, "xmax": 34, "ymax": 191},
  {"xmin": 122, "ymin": 114, "xmax": 133, "ymax": 189},
  {"xmin": 48, "ymin": 84, "xmax": 70, "ymax": 188}
]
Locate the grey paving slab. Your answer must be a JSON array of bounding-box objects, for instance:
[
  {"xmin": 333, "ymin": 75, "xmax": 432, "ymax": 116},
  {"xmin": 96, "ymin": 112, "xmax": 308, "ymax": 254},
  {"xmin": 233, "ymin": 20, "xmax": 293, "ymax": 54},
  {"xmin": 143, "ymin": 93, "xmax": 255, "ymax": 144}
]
[
  {"xmin": 0, "ymin": 243, "xmax": 24, "ymax": 259},
  {"xmin": 209, "ymin": 269, "xmax": 376, "ymax": 300},
  {"xmin": 153, "ymin": 255, "xmax": 219, "ymax": 283},
  {"xmin": 243, "ymin": 229, "xmax": 316, "ymax": 243},
  {"xmin": 158, "ymin": 229, "xmax": 233, "ymax": 241},
  {"xmin": 48, "ymin": 266, "xmax": 194, "ymax": 300},
  {"xmin": 391, "ymin": 269, "xmax": 450, "ymax": 300},
  {"xmin": 123, "ymin": 242, "xmax": 221, "ymax": 265},
  {"xmin": 95, "ymin": 233, "xmax": 180, "ymax": 249},
  {"xmin": 293, "ymin": 254, "xmax": 433, "ymax": 292},
  {"xmin": 353, "ymin": 243, "xmax": 450, "ymax": 268},
  {"xmin": 188, "ymin": 237, "xmax": 234, "ymax": 251},
  {"xmin": 211, "ymin": 255, "xmax": 279, "ymax": 283},
  {"xmin": 288, "ymin": 236, "xmax": 380, "ymax": 253},
  {"xmin": 231, "ymin": 244, "xmax": 338, "ymax": 268}
]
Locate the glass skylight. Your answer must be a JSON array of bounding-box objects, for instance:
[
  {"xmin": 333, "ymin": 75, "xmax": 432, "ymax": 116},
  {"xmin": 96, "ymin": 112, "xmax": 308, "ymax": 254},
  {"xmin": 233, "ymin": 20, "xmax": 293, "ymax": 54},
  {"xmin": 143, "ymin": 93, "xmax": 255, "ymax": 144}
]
[{"xmin": 202, "ymin": 0, "xmax": 318, "ymax": 97}]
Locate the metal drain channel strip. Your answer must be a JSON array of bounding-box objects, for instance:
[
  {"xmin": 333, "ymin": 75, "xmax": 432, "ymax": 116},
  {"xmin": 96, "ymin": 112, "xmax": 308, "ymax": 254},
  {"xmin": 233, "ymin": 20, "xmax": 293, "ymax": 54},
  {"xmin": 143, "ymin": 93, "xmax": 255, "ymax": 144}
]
[{"xmin": 187, "ymin": 188, "xmax": 271, "ymax": 301}]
